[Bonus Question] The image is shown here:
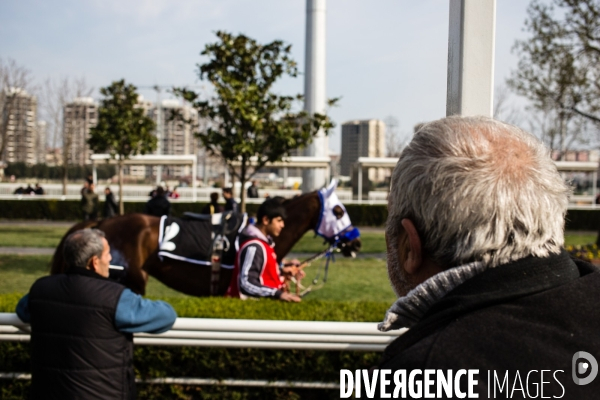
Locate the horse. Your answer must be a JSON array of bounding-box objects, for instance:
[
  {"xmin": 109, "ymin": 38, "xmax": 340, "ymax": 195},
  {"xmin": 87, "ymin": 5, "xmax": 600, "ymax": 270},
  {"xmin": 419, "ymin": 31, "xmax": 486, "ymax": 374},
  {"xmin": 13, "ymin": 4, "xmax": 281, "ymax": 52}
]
[{"xmin": 50, "ymin": 188, "xmax": 362, "ymax": 297}]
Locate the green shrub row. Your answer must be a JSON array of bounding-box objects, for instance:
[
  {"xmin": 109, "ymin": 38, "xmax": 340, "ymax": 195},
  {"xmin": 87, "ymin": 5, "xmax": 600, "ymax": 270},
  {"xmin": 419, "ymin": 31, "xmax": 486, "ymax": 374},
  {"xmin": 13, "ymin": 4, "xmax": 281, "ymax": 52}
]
[
  {"xmin": 0, "ymin": 294, "xmax": 388, "ymax": 399},
  {"xmin": 5, "ymin": 162, "xmax": 116, "ymax": 181},
  {"xmin": 2, "ymin": 198, "xmax": 600, "ymax": 229},
  {"xmin": 1, "ymin": 294, "xmax": 389, "ymax": 322},
  {"xmin": 0, "ymin": 200, "xmax": 261, "ymax": 223}
]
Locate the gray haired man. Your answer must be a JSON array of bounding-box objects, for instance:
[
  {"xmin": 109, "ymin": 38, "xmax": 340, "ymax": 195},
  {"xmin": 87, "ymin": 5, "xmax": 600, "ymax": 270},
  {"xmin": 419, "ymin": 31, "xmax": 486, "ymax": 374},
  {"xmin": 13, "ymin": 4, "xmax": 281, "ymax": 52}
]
[
  {"xmin": 375, "ymin": 116, "xmax": 600, "ymax": 398},
  {"xmin": 16, "ymin": 229, "xmax": 177, "ymax": 399}
]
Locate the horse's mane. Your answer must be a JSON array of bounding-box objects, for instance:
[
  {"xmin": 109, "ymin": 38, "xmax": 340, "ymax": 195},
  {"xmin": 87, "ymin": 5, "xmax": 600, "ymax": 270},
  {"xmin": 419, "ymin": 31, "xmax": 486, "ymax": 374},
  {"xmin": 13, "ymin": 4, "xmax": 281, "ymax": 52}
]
[{"xmin": 281, "ymin": 191, "xmax": 317, "ymax": 206}]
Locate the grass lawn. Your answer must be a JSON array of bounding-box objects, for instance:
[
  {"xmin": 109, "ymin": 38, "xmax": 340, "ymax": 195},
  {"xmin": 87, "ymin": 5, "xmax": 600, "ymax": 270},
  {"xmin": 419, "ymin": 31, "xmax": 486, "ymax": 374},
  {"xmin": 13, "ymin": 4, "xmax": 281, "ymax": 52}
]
[
  {"xmin": 0, "ymin": 224, "xmax": 387, "ymax": 253},
  {"xmin": 0, "ymin": 254, "xmax": 397, "ymax": 303},
  {"xmin": 0, "ymin": 226, "xmax": 71, "ymax": 248},
  {"xmin": 1, "ymin": 230, "xmax": 598, "ymax": 305},
  {"xmin": 0, "ymin": 223, "xmax": 596, "ymax": 254}
]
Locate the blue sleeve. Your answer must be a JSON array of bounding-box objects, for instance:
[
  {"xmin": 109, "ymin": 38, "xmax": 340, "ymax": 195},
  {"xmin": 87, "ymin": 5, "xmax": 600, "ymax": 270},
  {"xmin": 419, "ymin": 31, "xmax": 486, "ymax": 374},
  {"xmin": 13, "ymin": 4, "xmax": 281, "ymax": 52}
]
[
  {"xmin": 16, "ymin": 293, "xmax": 30, "ymax": 323},
  {"xmin": 114, "ymin": 289, "xmax": 177, "ymax": 334}
]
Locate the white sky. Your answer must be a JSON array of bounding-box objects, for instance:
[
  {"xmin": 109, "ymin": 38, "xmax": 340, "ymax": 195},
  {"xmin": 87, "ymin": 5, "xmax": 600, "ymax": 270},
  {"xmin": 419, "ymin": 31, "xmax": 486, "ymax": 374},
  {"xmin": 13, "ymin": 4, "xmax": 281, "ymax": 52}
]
[{"xmin": 0, "ymin": 0, "xmax": 533, "ymax": 154}]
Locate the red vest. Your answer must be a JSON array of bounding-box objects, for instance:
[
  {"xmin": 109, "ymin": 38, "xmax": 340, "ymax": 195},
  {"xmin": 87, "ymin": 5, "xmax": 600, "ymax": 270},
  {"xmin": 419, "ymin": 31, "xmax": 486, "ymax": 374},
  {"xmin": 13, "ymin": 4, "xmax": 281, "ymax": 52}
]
[{"xmin": 226, "ymin": 238, "xmax": 283, "ymax": 299}]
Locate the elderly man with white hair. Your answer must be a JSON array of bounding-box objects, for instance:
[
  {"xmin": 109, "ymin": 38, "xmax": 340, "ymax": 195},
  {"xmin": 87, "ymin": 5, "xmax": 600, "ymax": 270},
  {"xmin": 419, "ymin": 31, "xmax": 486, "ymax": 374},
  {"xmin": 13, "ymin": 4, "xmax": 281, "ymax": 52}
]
[{"xmin": 375, "ymin": 116, "xmax": 600, "ymax": 398}]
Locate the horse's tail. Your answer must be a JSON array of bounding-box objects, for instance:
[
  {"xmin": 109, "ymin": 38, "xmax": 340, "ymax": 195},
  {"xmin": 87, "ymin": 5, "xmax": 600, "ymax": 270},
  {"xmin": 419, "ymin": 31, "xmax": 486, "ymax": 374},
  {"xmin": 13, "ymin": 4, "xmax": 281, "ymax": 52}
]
[{"xmin": 50, "ymin": 220, "xmax": 100, "ymax": 275}]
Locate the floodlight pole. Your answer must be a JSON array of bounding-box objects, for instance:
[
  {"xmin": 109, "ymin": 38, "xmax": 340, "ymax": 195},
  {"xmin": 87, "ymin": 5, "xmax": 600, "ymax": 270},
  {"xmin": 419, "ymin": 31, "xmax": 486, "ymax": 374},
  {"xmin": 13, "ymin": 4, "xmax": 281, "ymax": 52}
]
[
  {"xmin": 302, "ymin": 0, "xmax": 328, "ymax": 193},
  {"xmin": 447, "ymin": 0, "xmax": 496, "ymax": 117}
]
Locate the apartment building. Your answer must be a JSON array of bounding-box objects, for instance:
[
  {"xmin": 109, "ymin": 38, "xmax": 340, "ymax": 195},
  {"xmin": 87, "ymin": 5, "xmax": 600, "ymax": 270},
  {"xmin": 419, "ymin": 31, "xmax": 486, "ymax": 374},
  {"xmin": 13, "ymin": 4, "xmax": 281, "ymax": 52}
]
[
  {"xmin": 63, "ymin": 97, "xmax": 98, "ymax": 165},
  {"xmin": 339, "ymin": 119, "xmax": 386, "ymax": 181},
  {"xmin": 0, "ymin": 88, "xmax": 40, "ymax": 165}
]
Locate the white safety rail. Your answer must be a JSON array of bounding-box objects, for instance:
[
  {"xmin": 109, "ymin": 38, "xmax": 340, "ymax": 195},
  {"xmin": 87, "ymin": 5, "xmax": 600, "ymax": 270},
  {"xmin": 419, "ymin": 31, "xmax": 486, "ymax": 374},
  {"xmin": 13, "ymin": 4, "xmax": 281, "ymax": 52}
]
[
  {"xmin": 355, "ymin": 157, "xmax": 600, "ymax": 207},
  {"xmin": 0, "ymin": 313, "xmax": 405, "ymax": 352}
]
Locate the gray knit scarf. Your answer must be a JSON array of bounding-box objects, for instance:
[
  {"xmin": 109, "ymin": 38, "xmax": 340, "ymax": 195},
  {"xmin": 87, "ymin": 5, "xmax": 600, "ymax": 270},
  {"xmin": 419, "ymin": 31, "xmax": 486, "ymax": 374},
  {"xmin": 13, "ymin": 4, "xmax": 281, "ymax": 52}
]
[{"xmin": 378, "ymin": 261, "xmax": 487, "ymax": 332}]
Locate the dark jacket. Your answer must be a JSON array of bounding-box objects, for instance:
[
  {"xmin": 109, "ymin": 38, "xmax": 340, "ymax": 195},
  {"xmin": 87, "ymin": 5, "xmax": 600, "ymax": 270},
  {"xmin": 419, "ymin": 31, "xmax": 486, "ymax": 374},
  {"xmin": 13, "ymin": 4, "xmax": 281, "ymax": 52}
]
[
  {"xmin": 201, "ymin": 201, "xmax": 224, "ymax": 215},
  {"xmin": 376, "ymin": 251, "xmax": 600, "ymax": 399},
  {"xmin": 224, "ymin": 197, "xmax": 239, "ymax": 213},
  {"xmin": 81, "ymin": 189, "xmax": 99, "ymax": 215},
  {"xmin": 247, "ymin": 185, "xmax": 259, "ymax": 198},
  {"xmin": 28, "ymin": 267, "xmax": 134, "ymax": 400},
  {"xmin": 144, "ymin": 195, "xmax": 171, "ymax": 217},
  {"xmin": 104, "ymin": 192, "xmax": 119, "ymax": 218}
]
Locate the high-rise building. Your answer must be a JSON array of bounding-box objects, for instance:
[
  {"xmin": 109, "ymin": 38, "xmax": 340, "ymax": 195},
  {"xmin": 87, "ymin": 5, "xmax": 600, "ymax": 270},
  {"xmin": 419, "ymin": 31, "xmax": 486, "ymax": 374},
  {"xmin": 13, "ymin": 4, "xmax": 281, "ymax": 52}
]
[
  {"xmin": 0, "ymin": 88, "xmax": 39, "ymax": 165},
  {"xmin": 155, "ymin": 100, "xmax": 199, "ymax": 177},
  {"xmin": 129, "ymin": 99, "xmax": 199, "ymax": 179},
  {"xmin": 339, "ymin": 119, "xmax": 386, "ymax": 181},
  {"xmin": 36, "ymin": 121, "xmax": 47, "ymax": 164},
  {"xmin": 63, "ymin": 97, "xmax": 98, "ymax": 165}
]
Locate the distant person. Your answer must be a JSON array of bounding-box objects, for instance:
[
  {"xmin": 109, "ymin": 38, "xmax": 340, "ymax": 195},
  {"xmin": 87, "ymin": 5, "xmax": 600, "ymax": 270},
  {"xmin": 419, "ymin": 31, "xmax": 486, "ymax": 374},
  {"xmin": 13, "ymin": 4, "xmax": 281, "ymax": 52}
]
[
  {"xmin": 169, "ymin": 186, "xmax": 180, "ymax": 199},
  {"xmin": 222, "ymin": 187, "xmax": 238, "ymax": 213},
  {"xmin": 16, "ymin": 228, "xmax": 177, "ymax": 399},
  {"xmin": 144, "ymin": 186, "xmax": 171, "ymax": 217},
  {"xmin": 201, "ymin": 192, "xmax": 224, "ymax": 215},
  {"xmin": 34, "ymin": 183, "xmax": 44, "ymax": 195},
  {"xmin": 103, "ymin": 187, "xmax": 119, "ymax": 218},
  {"xmin": 24, "ymin": 184, "xmax": 35, "ymax": 195},
  {"xmin": 247, "ymin": 180, "xmax": 259, "ymax": 198},
  {"xmin": 13, "ymin": 186, "xmax": 24, "ymax": 195},
  {"xmin": 165, "ymin": 185, "xmax": 172, "ymax": 197},
  {"xmin": 81, "ymin": 178, "xmax": 90, "ymax": 195},
  {"xmin": 81, "ymin": 183, "xmax": 99, "ymax": 221}
]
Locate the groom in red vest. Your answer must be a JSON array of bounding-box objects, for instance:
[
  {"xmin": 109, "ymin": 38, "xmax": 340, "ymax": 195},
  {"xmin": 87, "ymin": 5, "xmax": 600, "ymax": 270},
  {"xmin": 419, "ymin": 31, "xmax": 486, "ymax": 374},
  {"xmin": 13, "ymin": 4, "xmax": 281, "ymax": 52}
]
[{"xmin": 226, "ymin": 197, "xmax": 303, "ymax": 302}]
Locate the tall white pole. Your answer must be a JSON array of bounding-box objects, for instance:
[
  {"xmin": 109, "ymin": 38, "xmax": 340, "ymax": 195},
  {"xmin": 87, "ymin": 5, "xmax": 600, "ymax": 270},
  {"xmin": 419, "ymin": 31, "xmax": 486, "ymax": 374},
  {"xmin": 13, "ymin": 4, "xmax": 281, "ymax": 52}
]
[
  {"xmin": 447, "ymin": 0, "xmax": 496, "ymax": 117},
  {"xmin": 155, "ymin": 88, "xmax": 163, "ymax": 185},
  {"xmin": 302, "ymin": 0, "xmax": 328, "ymax": 193}
]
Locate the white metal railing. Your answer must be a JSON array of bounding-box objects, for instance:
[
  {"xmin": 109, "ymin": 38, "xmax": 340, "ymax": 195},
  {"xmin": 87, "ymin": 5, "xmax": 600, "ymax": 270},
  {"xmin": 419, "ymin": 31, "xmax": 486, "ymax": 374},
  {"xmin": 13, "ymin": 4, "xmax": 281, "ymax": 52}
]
[
  {"xmin": 3, "ymin": 312, "xmax": 401, "ymax": 389},
  {"xmin": 0, "ymin": 313, "xmax": 405, "ymax": 352}
]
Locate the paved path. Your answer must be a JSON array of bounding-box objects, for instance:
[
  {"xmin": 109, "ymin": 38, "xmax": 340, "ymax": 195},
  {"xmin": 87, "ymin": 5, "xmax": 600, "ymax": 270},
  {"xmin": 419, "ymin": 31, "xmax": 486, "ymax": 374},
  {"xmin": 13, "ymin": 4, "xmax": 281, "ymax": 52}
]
[
  {"xmin": 0, "ymin": 247, "xmax": 54, "ymax": 255},
  {"xmin": 0, "ymin": 220, "xmax": 75, "ymax": 227},
  {"xmin": 0, "ymin": 247, "xmax": 386, "ymax": 259}
]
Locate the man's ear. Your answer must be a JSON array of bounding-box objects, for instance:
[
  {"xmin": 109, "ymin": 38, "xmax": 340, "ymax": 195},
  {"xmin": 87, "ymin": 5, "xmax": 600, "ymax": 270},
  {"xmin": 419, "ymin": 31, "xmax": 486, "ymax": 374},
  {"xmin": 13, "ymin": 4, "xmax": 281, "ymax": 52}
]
[
  {"xmin": 400, "ymin": 218, "xmax": 423, "ymax": 275},
  {"xmin": 87, "ymin": 256, "xmax": 99, "ymax": 273}
]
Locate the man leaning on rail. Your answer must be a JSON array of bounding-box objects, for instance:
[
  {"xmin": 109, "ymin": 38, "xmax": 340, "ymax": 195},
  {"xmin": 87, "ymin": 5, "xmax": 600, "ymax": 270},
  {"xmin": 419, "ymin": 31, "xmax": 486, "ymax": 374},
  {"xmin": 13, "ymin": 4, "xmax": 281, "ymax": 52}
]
[
  {"xmin": 374, "ymin": 116, "xmax": 600, "ymax": 398},
  {"xmin": 16, "ymin": 228, "xmax": 177, "ymax": 400}
]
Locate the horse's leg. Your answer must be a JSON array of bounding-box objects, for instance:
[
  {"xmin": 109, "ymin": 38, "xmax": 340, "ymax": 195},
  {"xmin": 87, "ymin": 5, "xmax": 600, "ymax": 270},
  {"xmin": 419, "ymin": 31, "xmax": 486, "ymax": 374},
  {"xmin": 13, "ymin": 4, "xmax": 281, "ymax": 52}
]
[{"xmin": 121, "ymin": 224, "xmax": 154, "ymax": 295}]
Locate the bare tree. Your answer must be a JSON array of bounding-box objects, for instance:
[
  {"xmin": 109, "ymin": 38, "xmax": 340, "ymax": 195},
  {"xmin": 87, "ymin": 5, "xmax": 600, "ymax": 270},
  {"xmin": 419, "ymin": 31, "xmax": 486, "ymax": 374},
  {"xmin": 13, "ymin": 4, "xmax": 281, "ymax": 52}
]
[
  {"xmin": 40, "ymin": 77, "xmax": 93, "ymax": 194},
  {"xmin": 384, "ymin": 116, "xmax": 408, "ymax": 157},
  {"xmin": 0, "ymin": 59, "xmax": 35, "ymax": 166},
  {"xmin": 493, "ymin": 85, "xmax": 522, "ymax": 125},
  {"xmin": 526, "ymin": 105, "xmax": 591, "ymax": 159}
]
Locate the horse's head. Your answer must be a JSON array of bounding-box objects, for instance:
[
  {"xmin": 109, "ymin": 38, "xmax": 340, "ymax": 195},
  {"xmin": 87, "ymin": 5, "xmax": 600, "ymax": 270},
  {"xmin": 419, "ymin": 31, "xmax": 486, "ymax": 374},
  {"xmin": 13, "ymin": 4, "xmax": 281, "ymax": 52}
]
[{"xmin": 315, "ymin": 180, "xmax": 362, "ymax": 258}]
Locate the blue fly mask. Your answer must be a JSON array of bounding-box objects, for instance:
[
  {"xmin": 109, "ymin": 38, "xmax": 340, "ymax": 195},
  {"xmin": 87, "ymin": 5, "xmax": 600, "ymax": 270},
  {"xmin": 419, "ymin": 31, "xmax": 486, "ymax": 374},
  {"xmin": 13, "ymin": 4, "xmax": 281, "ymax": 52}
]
[{"xmin": 315, "ymin": 179, "xmax": 361, "ymax": 245}]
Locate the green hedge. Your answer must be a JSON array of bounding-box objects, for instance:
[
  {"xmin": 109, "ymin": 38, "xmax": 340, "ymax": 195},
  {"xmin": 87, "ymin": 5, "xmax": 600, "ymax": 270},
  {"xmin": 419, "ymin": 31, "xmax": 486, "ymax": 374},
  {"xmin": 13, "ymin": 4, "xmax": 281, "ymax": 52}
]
[
  {"xmin": 5, "ymin": 162, "xmax": 116, "ymax": 181},
  {"xmin": 2, "ymin": 199, "xmax": 600, "ymax": 229},
  {"xmin": 0, "ymin": 294, "xmax": 389, "ymax": 399}
]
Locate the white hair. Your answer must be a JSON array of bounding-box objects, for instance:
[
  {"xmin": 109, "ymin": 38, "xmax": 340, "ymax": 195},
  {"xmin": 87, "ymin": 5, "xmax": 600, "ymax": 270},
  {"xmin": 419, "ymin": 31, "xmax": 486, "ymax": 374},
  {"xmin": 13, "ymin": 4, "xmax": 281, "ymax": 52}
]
[{"xmin": 387, "ymin": 116, "xmax": 570, "ymax": 268}]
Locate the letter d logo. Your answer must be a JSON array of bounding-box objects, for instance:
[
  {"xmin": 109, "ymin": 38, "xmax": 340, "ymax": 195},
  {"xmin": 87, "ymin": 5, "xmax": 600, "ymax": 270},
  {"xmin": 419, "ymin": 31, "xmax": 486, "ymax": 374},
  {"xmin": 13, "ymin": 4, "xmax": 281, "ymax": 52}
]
[{"xmin": 572, "ymin": 351, "xmax": 598, "ymax": 385}]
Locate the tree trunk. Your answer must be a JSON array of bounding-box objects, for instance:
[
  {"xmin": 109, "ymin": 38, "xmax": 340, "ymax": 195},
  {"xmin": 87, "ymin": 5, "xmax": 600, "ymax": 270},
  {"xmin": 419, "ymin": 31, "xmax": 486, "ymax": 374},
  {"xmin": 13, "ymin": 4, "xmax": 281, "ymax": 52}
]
[
  {"xmin": 559, "ymin": 113, "xmax": 566, "ymax": 161},
  {"xmin": 62, "ymin": 165, "xmax": 68, "ymax": 196},
  {"xmin": 240, "ymin": 157, "xmax": 247, "ymax": 213},
  {"xmin": 118, "ymin": 160, "xmax": 124, "ymax": 215}
]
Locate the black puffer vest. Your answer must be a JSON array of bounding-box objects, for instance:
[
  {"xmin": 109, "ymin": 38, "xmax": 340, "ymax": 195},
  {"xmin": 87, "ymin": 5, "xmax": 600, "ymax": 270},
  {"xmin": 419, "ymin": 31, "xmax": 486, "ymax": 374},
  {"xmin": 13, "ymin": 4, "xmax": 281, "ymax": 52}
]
[{"xmin": 28, "ymin": 268, "xmax": 134, "ymax": 400}]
